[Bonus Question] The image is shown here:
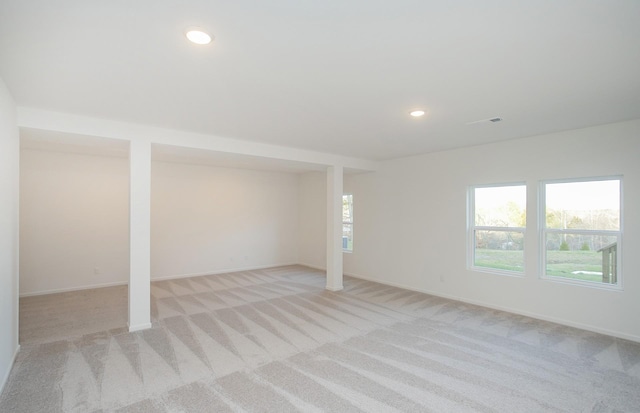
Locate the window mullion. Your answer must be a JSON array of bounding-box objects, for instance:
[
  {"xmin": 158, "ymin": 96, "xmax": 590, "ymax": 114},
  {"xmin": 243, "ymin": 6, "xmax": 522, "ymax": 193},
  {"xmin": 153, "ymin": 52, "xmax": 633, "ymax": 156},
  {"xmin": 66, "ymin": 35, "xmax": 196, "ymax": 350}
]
[
  {"xmin": 474, "ymin": 226, "xmax": 525, "ymax": 232},
  {"xmin": 544, "ymin": 228, "xmax": 619, "ymax": 236}
]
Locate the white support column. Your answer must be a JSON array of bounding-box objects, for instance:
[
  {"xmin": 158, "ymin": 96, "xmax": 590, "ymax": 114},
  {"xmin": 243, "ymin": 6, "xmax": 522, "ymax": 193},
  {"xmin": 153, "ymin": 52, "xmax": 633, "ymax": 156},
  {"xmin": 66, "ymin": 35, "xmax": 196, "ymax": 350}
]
[
  {"xmin": 128, "ymin": 139, "xmax": 152, "ymax": 332},
  {"xmin": 326, "ymin": 165, "xmax": 344, "ymax": 291}
]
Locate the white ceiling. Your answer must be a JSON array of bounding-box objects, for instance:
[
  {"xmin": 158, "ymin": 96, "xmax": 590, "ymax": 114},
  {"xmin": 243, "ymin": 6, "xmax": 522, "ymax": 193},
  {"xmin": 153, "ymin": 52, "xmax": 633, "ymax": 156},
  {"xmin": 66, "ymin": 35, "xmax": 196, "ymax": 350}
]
[{"xmin": 2, "ymin": 1, "xmax": 640, "ymax": 161}]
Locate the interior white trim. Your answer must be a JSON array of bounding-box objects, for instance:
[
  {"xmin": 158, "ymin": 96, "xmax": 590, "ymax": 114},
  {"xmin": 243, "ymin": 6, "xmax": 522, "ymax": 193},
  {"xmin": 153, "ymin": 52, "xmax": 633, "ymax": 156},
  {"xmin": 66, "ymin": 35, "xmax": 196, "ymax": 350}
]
[
  {"xmin": 151, "ymin": 263, "xmax": 299, "ymax": 282},
  {"xmin": 325, "ymin": 285, "xmax": 344, "ymax": 292},
  {"xmin": 297, "ymin": 263, "xmax": 326, "ymax": 272},
  {"xmin": 19, "ymin": 263, "xmax": 303, "ymax": 297},
  {"xmin": 127, "ymin": 323, "xmax": 152, "ymax": 333},
  {"xmin": 16, "ymin": 107, "xmax": 378, "ymax": 172},
  {"xmin": 19, "ymin": 281, "xmax": 128, "ymax": 298}
]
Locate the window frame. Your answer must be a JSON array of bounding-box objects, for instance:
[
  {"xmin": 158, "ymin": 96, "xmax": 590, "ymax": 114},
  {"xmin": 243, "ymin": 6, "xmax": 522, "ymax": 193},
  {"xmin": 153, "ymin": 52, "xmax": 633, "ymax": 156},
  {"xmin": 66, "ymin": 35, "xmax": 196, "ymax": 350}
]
[
  {"xmin": 468, "ymin": 182, "xmax": 527, "ymax": 276},
  {"xmin": 539, "ymin": 176, "xmax": 623, "ymax": 290},
  {"xmin": 342, "ymin": 193, "xmax": 353, "ymax": 253}
]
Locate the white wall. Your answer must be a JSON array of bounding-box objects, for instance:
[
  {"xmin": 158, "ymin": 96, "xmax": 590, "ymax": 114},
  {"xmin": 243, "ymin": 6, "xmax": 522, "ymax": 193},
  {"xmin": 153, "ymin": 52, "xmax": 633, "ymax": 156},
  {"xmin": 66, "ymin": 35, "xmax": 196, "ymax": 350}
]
[
  {"xmin": 20, "ymin": 151, "xmax": 303, "ymax": 292},
  {"xmin": 0, "ymin": 78, "xmax": 19, "ymax": 393},
  {"xmin": 297, "ymin": 172, "xmax": 326, "ymax": 269},
  {"xmin": 151, "ymin": 161, "xmax": 299, "ymax": 279},
  {"xmin": 19, "ymin": 150, "xmax": 130, "ymax": 295},
  {"xmin": 338, "ymin": 119, "xmax": 640, "ymax": 341}
]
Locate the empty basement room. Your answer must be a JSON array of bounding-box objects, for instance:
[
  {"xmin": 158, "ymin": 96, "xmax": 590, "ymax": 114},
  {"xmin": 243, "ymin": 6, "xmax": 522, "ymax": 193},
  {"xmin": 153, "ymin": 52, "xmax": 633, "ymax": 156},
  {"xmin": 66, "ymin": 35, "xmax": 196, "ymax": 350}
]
[{"xmin": 1, "ymin": 1, "xmax": 640, "ymax": 412}]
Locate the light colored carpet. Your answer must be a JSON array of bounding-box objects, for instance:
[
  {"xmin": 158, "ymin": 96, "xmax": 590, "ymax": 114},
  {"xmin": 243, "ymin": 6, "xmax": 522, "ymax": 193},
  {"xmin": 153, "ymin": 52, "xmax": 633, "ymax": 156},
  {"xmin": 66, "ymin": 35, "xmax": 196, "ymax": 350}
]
[
  {"xmin": 19, "ymin": 285, "xmax": 128, "ymax": 344},
  {"xmin": 2, "ymin": 265, "xmax": 640, "ymax": 412}
]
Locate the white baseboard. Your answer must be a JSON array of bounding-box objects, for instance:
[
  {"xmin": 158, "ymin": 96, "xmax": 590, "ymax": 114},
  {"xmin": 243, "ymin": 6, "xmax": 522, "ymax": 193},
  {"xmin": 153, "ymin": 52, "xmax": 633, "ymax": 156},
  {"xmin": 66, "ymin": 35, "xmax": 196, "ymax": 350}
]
[
  {"xmin": 128, "ymin": 322, "xmax": 152, "ymax": 333},
  {"xmin": 19, "ymin": 263, "xmax": 302, "ymax": 297},
  {"xmin": 297, "ymin": 262, "xmax": 326, "ymax": 272},
  {"xmin": 20, "ymin": 280, "xmax": 128, "ymax": 297},
  {"xmin": 151, "ymin": 262, "xmax": 299, "ymax": 282},
  {"xmin": 0, "ymin": 344, "xmax": 20, "ymax": 396},
  {"xmin": 345, "ymin": 271, "xmax": 640, "ymax": 344}
]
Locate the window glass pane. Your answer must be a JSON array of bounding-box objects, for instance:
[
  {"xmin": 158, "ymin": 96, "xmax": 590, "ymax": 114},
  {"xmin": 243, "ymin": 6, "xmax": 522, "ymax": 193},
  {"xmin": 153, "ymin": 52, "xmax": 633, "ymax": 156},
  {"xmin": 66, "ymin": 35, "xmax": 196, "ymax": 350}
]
[
  {"xmin": 343, "ymin": 223, "xmax": 353, "ymax": 251},
  {"xmin": 342, "ymin": 194, "xmax": 353, "ymax": 223},
  {"xmin": 343, "ymin": 194, "xmax": 353, "ymax": 251},
  {"xmin": 545, "ymin": 233, "xmax": 618, "ymax": 283},
  {"xmin": 475, "ymin": 186, "xmax": 526, "ymax": 227},
  {"xmin": 545, "ymin": 180, "xmax": 620, "ymax": 230},
  {"xmin": 474, "ymin": 230, "xmax": 524, "ymax": 272}
]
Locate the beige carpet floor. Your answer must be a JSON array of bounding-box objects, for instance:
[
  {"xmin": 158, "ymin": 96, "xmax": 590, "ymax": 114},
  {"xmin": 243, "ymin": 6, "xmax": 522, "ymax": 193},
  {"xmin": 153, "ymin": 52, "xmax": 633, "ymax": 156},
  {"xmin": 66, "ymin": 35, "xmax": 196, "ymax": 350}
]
[{"xmin": 2, "ymin": 265, "xmax": 639, "ymax": 412}]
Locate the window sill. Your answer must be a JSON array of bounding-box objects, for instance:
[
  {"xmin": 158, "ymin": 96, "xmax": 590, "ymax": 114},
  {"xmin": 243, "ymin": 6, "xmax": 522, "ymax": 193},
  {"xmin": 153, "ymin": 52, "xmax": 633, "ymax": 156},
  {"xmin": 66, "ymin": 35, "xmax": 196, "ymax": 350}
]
[
  {"xmin": 470, "ymin": 266, "xmax": 524, "ymax": 278},
  {"xmin": 540, "ymin": 275, "xmax": 623, "ymax": 291}
]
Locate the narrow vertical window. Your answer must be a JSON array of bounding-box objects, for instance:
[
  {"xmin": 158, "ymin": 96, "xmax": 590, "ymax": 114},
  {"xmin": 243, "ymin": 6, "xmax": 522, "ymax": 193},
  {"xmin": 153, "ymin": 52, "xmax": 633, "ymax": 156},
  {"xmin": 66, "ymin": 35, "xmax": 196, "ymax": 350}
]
[
  {"xmin": 542, "ymin": 177, "xmax": 621, "ymax": 286},
  {"xmin": 343, "ymin": 194, "xmax": 353, "ymax": 252},
  {"xmin": 470, "ymin": 184, "xmax": 526, "ymax": 274}
]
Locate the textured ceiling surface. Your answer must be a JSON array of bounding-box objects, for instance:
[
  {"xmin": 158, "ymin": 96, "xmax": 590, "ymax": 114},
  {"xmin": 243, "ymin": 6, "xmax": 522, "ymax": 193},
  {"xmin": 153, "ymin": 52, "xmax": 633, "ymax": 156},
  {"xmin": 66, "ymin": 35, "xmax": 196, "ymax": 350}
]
[{"xmin": 1, "ymin": 0, "xmax": 639, "ymax": 160}]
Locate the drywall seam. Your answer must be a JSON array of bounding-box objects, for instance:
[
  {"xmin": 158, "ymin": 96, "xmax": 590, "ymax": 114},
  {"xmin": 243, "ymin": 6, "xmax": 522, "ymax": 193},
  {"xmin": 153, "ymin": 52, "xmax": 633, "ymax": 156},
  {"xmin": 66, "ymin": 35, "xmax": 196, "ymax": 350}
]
[{"xmin": 345, "ymin": 271, "xmax": 640, "ymax": 344}]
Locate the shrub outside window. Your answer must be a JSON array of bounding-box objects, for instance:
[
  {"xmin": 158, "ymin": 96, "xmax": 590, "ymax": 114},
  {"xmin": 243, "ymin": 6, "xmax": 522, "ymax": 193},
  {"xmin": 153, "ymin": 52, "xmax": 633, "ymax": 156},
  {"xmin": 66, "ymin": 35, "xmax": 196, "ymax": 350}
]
[
  {"xmin": 469, "ymin": 184, "xmax": 526, "ymax": 274},
  {"xmin": 541, "ymin": 177, "xmax": 621, "ymax": 286}
]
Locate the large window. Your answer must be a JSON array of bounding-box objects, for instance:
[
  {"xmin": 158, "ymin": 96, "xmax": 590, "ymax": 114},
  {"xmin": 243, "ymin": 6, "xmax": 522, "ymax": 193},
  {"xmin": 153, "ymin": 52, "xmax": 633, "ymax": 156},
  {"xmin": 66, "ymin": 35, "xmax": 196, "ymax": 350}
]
[
  {"xmin": 343, "ymin": 194, "xmax": 353, "ymax": 252},
  {"xmin": 469, "ymin": 184, "xmax": 526, "ymax": 274},
  {"xmin": 542, "ymin": 177, "xmax": 621, "ymax": 286}
]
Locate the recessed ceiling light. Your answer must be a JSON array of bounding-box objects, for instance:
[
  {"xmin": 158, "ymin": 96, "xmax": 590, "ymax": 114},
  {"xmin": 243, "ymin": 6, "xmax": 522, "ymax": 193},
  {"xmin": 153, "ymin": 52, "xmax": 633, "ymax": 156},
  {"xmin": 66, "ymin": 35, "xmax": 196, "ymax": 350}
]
[
  {"xmin": 185, "ymin": 28, "xmax": 213, "ymax": 45},
  {"xmin": 410, "ymin": 110, "xmax": 426, "ymax": 117}
]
